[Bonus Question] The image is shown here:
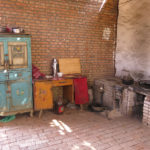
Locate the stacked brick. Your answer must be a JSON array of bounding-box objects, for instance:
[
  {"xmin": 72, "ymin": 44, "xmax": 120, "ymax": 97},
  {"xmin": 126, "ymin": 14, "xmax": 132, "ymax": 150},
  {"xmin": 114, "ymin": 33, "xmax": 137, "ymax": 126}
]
[
  {"xmin": 122, "ymin": 87, "xmax": 136, "ymax": 115},
  {"xmin": 102, "ymin": 79, "xmax": 117, "ymax": 108},
  {"xmin": 127, "ymin": 88, "xmax": 136, "ymax": 115},
  {"xmin": 122, "ymin": 88, "xmax": 128, "ymax": 115},
  {"xmin": 143, "ymin": 96, "xmax": 150, "ymax": 126}
]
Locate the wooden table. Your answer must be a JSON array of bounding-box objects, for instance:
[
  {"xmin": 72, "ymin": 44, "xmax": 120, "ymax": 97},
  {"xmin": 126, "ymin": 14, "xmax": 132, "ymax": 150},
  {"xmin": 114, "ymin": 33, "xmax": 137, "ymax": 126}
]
[{"xmin": 33, "ymin": 78, "xmax": 74, "ymax": 117}]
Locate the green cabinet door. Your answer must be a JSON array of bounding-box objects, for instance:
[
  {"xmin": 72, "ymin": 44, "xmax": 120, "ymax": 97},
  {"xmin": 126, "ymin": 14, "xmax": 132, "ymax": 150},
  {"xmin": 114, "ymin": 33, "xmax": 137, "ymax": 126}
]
[{"xmin": 9, "ymin": 80, "xmax": 32, "ymax": 111}]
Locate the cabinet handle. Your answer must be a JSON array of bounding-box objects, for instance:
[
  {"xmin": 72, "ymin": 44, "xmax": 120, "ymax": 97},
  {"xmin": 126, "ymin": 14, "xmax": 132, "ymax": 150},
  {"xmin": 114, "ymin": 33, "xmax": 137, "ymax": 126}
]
[
  {"xmin": 4, "ymin": 60, "xmax": 9, "ymax": 70},
  {"xmin": 18, "ymin": 73, "xmax": 22, "ymax": 77},
  {"xmin": 59, "ymin": 81, "xmax": 66, "ymax": 84},
  {"xmin": 6, "ymin": 90, "xmax": 11, "ymax": 94}
]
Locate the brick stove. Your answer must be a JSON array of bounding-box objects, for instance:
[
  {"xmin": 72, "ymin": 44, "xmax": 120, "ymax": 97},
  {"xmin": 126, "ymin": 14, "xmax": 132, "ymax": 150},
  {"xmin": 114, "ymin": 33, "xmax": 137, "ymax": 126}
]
[
  {"xmin": 94, "ymin": 78, "xmax": 150, "ymax": 127},
  {"xmin": 94, "ymin": 78, "xmax": 121, "ymax": 109},
  {"xmin": 121, "ymin": 87, "xmax": 136, "ymax": 116},
  {"xmin": 143, "ymin": 96, "xmax": 150, "ymax": 125}
]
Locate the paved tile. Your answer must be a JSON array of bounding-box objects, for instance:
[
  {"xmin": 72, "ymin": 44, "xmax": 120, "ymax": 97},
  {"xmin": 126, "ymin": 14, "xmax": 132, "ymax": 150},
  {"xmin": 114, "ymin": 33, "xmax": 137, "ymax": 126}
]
[{"xmin": 0, "ymin": 109, "xmax": 150, "ymax": 150}]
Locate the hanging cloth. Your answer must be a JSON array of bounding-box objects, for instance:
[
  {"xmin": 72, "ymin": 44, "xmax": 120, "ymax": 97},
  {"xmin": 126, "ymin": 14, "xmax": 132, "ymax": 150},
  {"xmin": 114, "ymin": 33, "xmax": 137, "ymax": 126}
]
[{"xmin": 73, "ymin": 77, "xmax": 89, "ymax": 104}]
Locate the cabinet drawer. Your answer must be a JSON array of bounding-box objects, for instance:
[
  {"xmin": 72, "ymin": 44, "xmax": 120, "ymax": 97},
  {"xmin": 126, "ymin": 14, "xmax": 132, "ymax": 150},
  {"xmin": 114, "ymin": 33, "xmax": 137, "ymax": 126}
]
[
  {"xmin": 9, "ymin": 71, "xmax": 31, "ymax": 80},
  {"xmin": 0, "ymin": 72, "xmax": 8, "ymax": 81},
  {"xmin": 51, "ymin": 79, "xmax": 73, "ymax": 87}
]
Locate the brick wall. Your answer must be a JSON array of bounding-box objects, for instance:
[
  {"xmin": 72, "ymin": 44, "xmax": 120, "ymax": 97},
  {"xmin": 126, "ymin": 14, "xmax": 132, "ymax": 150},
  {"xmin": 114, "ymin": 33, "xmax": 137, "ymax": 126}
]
[
  {"xmin": 143, "ymin": 96, "xmax": 150, "ymax": 126},
  {"xmin": 0, "ymin": 0, "xmax": 118, "ymax": 85}
]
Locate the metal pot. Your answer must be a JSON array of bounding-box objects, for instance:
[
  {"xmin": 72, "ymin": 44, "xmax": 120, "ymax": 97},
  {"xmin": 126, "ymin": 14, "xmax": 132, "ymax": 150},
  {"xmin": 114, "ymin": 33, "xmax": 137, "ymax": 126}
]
[
  {"xmin": 139, "ymin": 80, "xmax": 150, "ymax": 89},
  {"xmin": 122, "ymin": 79, "xmax": 134, "ymax": 85},
  {"xmin": 122, "ymin": 70, "xmax": 134, "ymax": 85}
]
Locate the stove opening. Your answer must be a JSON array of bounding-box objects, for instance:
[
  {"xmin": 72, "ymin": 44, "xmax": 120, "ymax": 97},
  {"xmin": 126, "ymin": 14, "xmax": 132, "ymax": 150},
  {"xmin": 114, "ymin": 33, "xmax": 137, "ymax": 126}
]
[
  {"xmin": 115, "ymin": 99, "xmax": 120, "ymax": 110},
  {"xmin": 133, "ymin": 93, "xmax": 145, "ymax": 121},
  {"xmin": 139, "ymin": 80, "xmax": 150, "ymax": 90},
  {"xmin": 114, "ymin": 86, "xmax": 122, "ymax": 111}
]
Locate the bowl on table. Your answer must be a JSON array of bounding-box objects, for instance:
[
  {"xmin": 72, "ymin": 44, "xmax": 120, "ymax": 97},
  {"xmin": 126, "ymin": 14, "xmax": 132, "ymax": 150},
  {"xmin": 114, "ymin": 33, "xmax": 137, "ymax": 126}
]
[{"xmin": 57, "ymin": 72, "xmax": 63, "ymax": 78}]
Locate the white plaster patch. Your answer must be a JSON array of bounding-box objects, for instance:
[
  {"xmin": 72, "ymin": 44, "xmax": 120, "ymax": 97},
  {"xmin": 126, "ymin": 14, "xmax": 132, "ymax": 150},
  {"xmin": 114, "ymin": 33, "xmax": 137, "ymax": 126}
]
[{"xmin": 102, "ymin": 27, "xmax": 111, "ymax": 40}]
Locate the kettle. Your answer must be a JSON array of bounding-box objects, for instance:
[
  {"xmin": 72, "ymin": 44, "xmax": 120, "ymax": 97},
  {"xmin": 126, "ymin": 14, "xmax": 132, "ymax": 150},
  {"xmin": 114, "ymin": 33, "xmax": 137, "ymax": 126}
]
[{"xmin": 52, "ymin": 58, "xmax": 57, "ymax": 78}]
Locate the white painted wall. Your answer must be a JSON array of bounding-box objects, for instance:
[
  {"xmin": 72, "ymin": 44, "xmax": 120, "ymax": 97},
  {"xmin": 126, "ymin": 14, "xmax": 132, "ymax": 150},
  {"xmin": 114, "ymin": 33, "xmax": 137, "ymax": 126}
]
[{"xmin": 115, "ymin": 0, "xmax": 150, "ymax": 81}]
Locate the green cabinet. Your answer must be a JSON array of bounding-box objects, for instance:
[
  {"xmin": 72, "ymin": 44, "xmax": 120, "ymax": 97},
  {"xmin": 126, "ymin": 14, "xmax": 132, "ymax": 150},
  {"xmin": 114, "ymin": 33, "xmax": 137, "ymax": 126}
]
[{"xmin": 0, "ymin": 34, "xmax": 33, "ymax": 116}]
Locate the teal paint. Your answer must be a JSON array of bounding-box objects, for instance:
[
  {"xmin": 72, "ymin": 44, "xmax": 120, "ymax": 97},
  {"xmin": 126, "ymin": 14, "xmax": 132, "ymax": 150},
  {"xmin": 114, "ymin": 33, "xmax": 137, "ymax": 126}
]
[
  {"xmin": 0, "ymin": 34, "xmax": 33, "ymax": 115},
  {"xmin": 0, "ymin": 83, "xmax": 8, "ymax": 112},
  {"xmin": 10, "ymin": 80, "xmax": 32, "ymax": 111}
]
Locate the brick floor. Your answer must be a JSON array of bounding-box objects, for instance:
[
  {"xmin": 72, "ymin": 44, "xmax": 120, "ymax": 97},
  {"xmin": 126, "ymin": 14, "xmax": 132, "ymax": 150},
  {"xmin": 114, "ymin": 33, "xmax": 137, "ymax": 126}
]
[{"xmin": 0, "ymin": 109, "xmax": 150, "ymax": 150}]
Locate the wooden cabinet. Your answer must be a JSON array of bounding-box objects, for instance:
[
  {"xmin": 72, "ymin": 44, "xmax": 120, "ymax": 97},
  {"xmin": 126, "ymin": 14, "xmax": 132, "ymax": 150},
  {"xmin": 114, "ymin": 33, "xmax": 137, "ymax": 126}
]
[
  {"xmin": 33, "ymin": 79, "xmax": 74, "ymax": 111},
  {"xmin": 34, "ymin": 81, "xmax": 53, "ymax": 110},
  {"xmin": 0, "ymin": 34, "xmax": 33, "ymax": 116},
  {"xmin": 52, "ymin": 79, "xmax": 74, "ymax": 103},
  {"xmin": 0, "ymin": 42, "xmax": 4, "ymax": 70}
]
